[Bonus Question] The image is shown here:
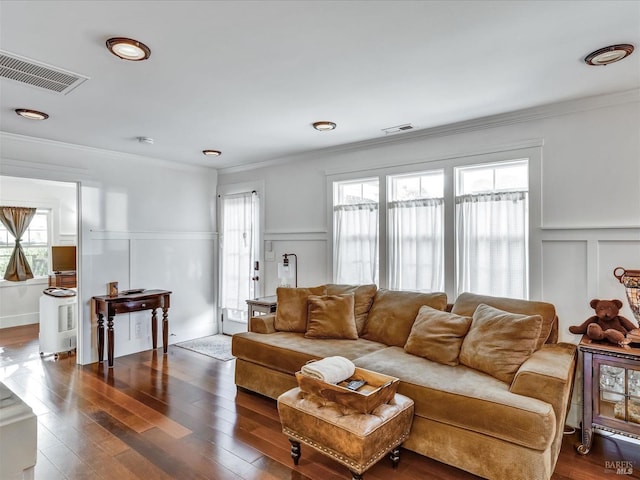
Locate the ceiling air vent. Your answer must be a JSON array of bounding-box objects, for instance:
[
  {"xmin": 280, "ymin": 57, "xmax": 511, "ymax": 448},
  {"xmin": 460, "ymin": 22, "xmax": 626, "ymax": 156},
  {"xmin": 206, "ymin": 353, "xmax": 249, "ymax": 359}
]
[
  {"xmin": 0, "ymin": 50, "xmax": 89, "ymax": 95},
  {"xmin": 382, "ymin": 123, "xmax": 414, "ymax": 135}
]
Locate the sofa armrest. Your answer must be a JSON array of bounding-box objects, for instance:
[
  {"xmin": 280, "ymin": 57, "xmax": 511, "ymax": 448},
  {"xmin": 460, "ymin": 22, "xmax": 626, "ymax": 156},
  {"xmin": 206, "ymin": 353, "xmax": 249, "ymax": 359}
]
[
  {"xmin": 249, "ymin": 314, "xmax": 277, "ymax": 333},
  {"xmin": 510, "ymin": 343, "xmax": 577, "ymax": 408},
  {"xmin": 511, "ymin": 343, "xmax": 577, "ymax": 445}
]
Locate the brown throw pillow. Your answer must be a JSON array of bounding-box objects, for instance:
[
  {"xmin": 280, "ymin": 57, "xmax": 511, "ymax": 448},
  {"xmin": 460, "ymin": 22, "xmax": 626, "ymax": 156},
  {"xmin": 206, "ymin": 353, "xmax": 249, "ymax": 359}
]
[
  {"xmin": 326, "ymin": 284, "xmax": 377, "ymax": 335},
  {"xmin": 362, "ymin": 289, "xmax": 448, "ymax": 347},
  {"xmin": 274, "ymin": 286, "xmax": 326, "ymax": 332},
  {"xmin": 305, "ymin": 294, "xmax": 358, "ymax": 340},
  {"xmin": 451, "ymin": 292, "xmax": 556, "ymax": 349},
  {"xmin": 404, "ymin": 306, "xmax": 472, "ymax": 366},
  {"xmin": 459, "ymin": 303, "xmax": 543, "ymax": 384}
]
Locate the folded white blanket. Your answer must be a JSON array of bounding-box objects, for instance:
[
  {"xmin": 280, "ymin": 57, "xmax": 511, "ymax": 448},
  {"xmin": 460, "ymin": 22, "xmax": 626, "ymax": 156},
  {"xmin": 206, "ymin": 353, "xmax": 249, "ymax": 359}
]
[{"xmin": 300, "ymin": 356, "xmax": 356, "ymax": 384}]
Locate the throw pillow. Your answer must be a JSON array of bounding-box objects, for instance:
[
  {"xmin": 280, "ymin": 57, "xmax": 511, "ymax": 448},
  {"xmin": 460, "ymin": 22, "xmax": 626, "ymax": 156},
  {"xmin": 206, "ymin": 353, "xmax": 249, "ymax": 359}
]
[
  {"xmin": 362, "ymin": 289, "xmax": 448, "ymax": 347},
  {"xmin": 305, "ymin": 294, "xmax": 358, "ymax": 340},
  {"xmin": 451, "ymin": 292, "xmax": 556, "ymax": 349},
  {"xmin": 404, "ymin": 306, "xmax": 472, "ymax": 366},
  {"xmin": 274, "ymin": 286, "xmax": 326, "ymax": 332},
  {"xmin": 459, "ymin": 303, "xmax": 543, "ymax": 384},
  {"xmin": 326, "ymin": 284, "xmax": 377, "ymax": 335}
]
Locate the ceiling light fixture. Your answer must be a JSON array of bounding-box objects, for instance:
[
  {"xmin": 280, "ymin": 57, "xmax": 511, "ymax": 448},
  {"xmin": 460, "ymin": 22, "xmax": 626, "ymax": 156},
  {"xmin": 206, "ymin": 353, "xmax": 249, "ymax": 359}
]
[
  {"xmin": 106, "ymin": 37, "xmax": 151, "ymax": 61},
  {"xmin": 202, "ymin": 150, "xmax": 222, "ymax": 156},
  {"xmin": 15, "ymin": 108, "xmax": 49, "ymax": 120},
  {"xmin": 584, "ymin": 44, "xmax": 634, "ymax": 66},
  {"xmin": 312, "ymin": 121, "xmax": 337, "ymax": 131}
]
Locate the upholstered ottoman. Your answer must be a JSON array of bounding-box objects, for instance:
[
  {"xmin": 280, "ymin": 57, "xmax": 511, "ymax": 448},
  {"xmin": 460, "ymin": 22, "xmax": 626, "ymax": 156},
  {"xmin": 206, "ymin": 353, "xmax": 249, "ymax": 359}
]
[{"xmin": 277, "ymin": 387, "xmax": 414, "ymax": 480}]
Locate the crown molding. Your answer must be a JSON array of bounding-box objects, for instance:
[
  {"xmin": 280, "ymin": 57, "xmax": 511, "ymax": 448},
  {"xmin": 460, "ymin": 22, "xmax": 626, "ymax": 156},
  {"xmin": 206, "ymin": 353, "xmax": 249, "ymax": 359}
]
[
  {"xmin": 0, "ymin": 132, "xmax": 216, "ymax": 174},
  {"xmin": 219, "ymin": 88, "xmax": 639, "ymax": 175}
]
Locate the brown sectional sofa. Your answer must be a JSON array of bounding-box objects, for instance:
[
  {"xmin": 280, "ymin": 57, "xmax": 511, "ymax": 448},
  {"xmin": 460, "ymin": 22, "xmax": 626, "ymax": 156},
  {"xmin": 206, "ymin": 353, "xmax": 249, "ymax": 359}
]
[{"xmin": 232, "ymin": 285, "xmax": 577, "ymax": 480}]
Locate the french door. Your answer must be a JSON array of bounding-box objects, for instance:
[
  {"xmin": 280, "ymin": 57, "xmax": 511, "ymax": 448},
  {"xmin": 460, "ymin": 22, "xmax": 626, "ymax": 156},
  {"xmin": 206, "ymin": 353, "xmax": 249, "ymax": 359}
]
[{"xmin": 219, "ymin": 190, "xmax": 261, "ymax": 334}]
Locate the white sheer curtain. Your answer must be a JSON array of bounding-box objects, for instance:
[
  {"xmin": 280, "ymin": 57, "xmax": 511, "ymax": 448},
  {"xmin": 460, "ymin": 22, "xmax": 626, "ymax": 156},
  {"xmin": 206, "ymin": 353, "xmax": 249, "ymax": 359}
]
[
  {"xmin": 456, "ymin": 191, "xmax": 528, "ymax": 298},
  {"xmin": 389, "ymin": 198, "xmax": 444, "ymax": 292},
  {"xmin": 334, "ymin": 203, "xmax": 378, "ymax": 284},
  {"xmin": 220, "ymin": 192, "xmax": 256, "ymax": 322}
]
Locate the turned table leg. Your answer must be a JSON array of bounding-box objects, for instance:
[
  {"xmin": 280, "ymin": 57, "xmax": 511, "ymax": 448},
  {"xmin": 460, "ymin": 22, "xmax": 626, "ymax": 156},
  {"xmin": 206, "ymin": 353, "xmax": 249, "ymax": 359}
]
[
  {"xmin": 97, "ymin": 313, "xmax": 104, "ymax": 362},
  {"xmin": 107, "ymin": 315, "xmax": 114, "ymax": 367}
]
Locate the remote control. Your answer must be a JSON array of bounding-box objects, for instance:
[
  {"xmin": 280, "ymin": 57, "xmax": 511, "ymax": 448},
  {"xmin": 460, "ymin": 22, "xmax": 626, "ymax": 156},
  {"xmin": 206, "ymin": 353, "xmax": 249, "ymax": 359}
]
[{"xmin": 345, "ymin": 379, "xmax": 366, "ymax": 391}]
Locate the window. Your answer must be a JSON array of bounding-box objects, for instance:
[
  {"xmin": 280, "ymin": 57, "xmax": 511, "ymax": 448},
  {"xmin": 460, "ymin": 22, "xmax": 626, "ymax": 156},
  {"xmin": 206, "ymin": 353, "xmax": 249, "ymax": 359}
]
[
  {"xmin": 0, "ymin": 209, "xmax": 50, "ymax": 278},
  {"xmin": 388, "ymin": 171, "xmax": 444, "ymax": 291},
  {"xmin": 330, "ymin": 154, "xmax": 532, "ymax": 299},
  {"xmin": 333, "ymin": 178, "xmax": 379, "ymax": 284},
  {"xmin": 455, "ymin": 160, "xmax": 529, "ymax": 298}
]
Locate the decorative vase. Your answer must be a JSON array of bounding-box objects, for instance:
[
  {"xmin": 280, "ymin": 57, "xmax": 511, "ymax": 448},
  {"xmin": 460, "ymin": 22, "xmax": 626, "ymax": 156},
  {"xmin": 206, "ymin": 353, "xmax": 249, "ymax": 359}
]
[{"xmin": 614, "ymin": 267, "xmax": 640, "ymax": 323}]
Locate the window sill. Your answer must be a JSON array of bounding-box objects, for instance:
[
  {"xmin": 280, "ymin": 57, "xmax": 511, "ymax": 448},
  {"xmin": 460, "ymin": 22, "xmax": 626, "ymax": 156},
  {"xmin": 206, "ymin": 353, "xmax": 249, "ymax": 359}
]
[{"xmin": 0, "ymin": 277, "xmax": 48, "ymax": 289}]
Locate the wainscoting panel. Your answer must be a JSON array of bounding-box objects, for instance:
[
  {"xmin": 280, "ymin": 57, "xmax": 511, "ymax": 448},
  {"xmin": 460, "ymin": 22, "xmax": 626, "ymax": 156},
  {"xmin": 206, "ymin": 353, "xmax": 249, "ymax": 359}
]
[
  {"xmin": 541, "ymin": 240, "xmax": 589, "ymax": 343},
  {"xmin": 540, "ymin": 229, "xmax": 640, "ymax": 428},
  {"xmin": 130, "ymin": 237, "xmax": 216, "ymax": 344}
]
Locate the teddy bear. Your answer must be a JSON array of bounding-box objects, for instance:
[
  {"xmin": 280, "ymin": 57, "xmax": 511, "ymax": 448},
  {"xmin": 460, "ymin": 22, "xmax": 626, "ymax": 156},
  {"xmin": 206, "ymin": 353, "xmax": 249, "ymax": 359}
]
[{"xmin": 569, "ymin": 299, "xmax": 638, "ymax": 345}]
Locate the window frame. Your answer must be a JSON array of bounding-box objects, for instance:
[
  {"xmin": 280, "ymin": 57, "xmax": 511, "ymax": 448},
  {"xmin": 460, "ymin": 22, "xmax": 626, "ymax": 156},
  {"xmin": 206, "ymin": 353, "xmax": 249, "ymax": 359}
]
[
  {"xmin": 0, "ymin": 207, "xmax": 54, "ymax": 281},
  {"xmin": 327, "ymin": 146, "xmax": 542, "ymax": 300}
]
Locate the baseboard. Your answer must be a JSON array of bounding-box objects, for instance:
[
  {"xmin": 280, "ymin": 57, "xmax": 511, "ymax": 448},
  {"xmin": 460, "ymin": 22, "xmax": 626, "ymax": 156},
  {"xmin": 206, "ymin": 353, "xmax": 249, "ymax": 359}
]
[{"xmin": 0, "ymin": 312, "xmax": 39, "ymax": 329}]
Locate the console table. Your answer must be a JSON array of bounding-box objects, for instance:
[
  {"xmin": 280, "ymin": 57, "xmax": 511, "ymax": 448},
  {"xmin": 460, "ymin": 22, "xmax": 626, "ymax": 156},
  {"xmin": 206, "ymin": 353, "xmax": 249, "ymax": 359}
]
[
  {"xmin": 576, "ymin": 336, "xmax": 640, "ymax": 454},
  {"xmin": 92, "ymin": 289, "xmax": 172, "ymax": 367}
]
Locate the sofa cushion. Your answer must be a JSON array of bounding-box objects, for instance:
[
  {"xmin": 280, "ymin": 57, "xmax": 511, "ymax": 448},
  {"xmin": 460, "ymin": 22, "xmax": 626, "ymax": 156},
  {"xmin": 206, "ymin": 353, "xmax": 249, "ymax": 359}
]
[
  {"xmin": 459, "ymin": 304, "xmax": 543, "ymax": 384},
  {"xmin": 362, "ymin": 289, "xmax": 447, "ymax": 347},
  {"xmin": 305, "ymin": 294, "xmax": 358, "ymax": 340},
  {"xmin": 354, "ymin": 346, "xmax": 556, "ymax": 451},
  {"xmin": 232, "ymin": 331, "xmax": 387, "ymax": 376},
  {"xmin": 326, "ymin": 284, "xmax": 377, "ymax": 335},
  {"xmin": 404, "ymin": 306, "xmax": 472, "ymax": 366},
  {"xmin": 451, "ymin": 292, "xmax": 556, "ymax": 349},
  {"xmin": 275, "ymin": 286, "xmax": 326, "ymax": 333}
]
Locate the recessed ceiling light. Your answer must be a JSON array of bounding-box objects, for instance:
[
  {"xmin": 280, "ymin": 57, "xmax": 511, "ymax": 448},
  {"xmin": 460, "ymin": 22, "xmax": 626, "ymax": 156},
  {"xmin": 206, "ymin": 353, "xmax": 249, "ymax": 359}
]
[
  {"xmin": 202, "ymin": 150, "xmax": 222, "ymax": 156},
  {"xmin": 15, "ymin": 108, "xmax": 49, "ymax": 120},
  {"xmin": 106, "ymin": 37, "xmax": 151, "ymax": 61},
  {"xmin": 312, "ymin": 121, "xmax": 337, "ymax": 131},
  {"xmin": 584, "ymin": 44, "xmax": 634, "ymax": 66}
]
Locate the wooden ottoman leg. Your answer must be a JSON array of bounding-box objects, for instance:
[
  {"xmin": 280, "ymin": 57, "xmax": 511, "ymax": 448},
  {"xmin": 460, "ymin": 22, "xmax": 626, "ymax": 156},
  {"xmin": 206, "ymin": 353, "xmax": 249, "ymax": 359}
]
[
  {"xmin": 389, "ymin": 446, "xmax": 401, "ymax": 468},
  {"xmin": 289, "ymin": 439, "xmax": 301, "ymax": 465},
  {"xmin": 350, "ymin": 471, "xmax": 364, "ymax": 480}
]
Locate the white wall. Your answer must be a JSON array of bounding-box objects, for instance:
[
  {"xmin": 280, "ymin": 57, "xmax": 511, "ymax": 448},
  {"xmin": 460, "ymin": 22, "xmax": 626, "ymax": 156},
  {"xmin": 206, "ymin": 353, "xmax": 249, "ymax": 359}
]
[
  {"xmin": 218, "ymin": 90, "xmax": 640, "ymax": 427},
  {"xmin": 0, "ymin": 176, "xmax": 77, "ymax": 328},
  {"xmin": 0, "ymin": 134, "xmax": 218, "ymax": 365}
]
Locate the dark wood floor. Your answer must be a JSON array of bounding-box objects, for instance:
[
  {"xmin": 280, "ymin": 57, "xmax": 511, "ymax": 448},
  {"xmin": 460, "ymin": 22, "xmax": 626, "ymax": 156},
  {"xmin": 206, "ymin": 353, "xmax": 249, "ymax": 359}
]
[{"xmin": 1, "ymin": 324, "xmax": 638, "ymax": 480}]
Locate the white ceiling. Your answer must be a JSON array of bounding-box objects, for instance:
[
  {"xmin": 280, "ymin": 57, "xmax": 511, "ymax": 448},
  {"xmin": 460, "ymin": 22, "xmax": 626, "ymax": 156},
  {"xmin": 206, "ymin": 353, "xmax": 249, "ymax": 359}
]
[{"xmin": 1, "ymin": 1, "xmax": 638, "ymax": 170}]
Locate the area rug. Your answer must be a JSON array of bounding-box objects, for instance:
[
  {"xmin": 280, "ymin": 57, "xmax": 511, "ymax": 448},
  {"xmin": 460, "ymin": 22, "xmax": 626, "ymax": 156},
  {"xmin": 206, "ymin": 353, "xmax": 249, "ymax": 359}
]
[{"xmin": 175, "ymin": 334, "xmax": 234, "ymax": 361}]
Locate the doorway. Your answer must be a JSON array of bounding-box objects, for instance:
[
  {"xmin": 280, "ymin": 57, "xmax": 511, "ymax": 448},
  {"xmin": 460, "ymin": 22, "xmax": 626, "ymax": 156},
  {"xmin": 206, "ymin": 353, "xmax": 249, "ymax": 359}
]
[
  {"xmin": 218, "ymin": 188, "xmax": 262, "ymax": 335},
  {"xmin": 0, "ymin": 176, "xmax": 79, "ymax": 356}
]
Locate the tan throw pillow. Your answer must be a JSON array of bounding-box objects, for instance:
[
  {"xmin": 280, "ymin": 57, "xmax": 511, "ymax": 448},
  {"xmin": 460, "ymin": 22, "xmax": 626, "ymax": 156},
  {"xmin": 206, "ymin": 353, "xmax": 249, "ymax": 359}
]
[
  {"xmin": 404, "ymin": 306, "xmax": 472, "ymax": 366},
  {"xmin": 305, "ymin": 294, "xmax": 358, "ymax": 340},
  {"xmin": 275, "ymin": 286, "xmax": 326, "ymax": 332},
  {"xmin": 326, "ymin": 284, "xmax": 377, "ymax": 335},
  {"xmin": 459, "ymin": 303, "xmax": 543, "ymax": 384},
  {"xmin": 362, "ymin": 289, "xmax": 448, "ymax": 347},
  {"xmin": 451, "ymin": 292, "xmax": 556, "ymax": 349}
]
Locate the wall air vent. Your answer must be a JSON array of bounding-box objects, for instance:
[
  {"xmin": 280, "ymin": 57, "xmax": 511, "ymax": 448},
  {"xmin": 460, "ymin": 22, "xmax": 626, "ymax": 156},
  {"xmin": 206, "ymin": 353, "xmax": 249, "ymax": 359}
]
[
  {"xmin": 0, "ymin": 50, "xmax": 89, "ymax": 95},
  {"xmin": 382, "ymin": 123, "xmax": 414, "ymax": 135}
]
